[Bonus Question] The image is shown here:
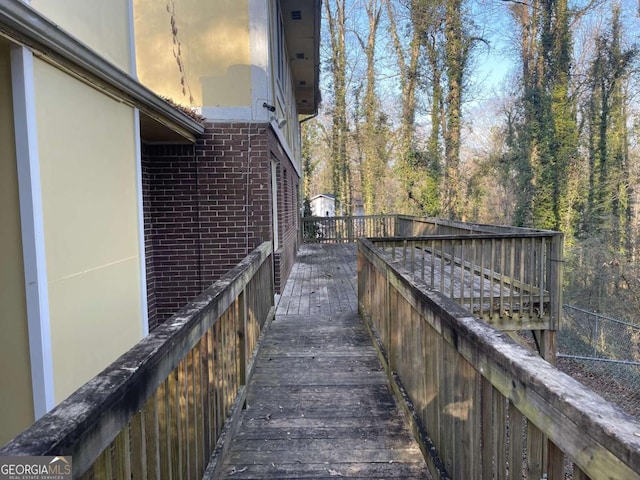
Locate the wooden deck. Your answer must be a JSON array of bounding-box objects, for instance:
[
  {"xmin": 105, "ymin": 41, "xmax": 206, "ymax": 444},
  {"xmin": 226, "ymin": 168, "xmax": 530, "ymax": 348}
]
[{"xmin": 215, "ymin": 244, "xmax": 431, "ymax": 479}]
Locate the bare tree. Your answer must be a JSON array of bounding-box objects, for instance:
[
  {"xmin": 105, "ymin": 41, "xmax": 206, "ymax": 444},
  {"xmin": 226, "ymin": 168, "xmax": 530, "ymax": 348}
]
[{"xmin": 356, "ymin": 0, "xmax": 388, "ymax": 214}]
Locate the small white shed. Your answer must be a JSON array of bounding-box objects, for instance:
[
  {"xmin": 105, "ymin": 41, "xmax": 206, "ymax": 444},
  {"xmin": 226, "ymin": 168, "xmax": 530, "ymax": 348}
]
[{"xmin": 310, "ymin": 194, "xmax": 336, "ymax": 217}]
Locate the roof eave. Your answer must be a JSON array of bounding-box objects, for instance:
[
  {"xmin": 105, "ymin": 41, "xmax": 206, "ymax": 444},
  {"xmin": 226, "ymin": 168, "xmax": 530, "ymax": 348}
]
[{"xmin": 0, "ymin": 0, "xmax": 204, "ymax": 140}]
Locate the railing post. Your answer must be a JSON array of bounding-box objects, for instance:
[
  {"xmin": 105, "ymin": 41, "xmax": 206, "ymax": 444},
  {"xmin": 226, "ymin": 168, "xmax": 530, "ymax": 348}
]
[
  {"xmin": 238, "ymin": 289, "xmax": 247, "ymax": 386},
  {"xmin": 546, "ymin": 232, "xmax": 564, "ymax": 364},
  {"xmin": 593, "ymin": 312, "xmax": 599, "ymax": 357},
  {"xmin": 386, "ymin": 262, "xmax": 393, "ymax": 372}
]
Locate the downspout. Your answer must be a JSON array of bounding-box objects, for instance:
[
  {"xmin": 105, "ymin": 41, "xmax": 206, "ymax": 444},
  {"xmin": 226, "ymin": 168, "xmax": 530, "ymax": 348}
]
[{"xmin": 299, "ymin": 112, "xmax": 318, "ymax": 124}]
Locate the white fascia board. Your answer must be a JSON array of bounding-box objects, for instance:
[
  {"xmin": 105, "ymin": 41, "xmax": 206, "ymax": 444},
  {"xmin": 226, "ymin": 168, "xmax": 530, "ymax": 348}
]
[
  {"xmin": 11, "ymin": 45, "xmax": 55, "ymax": 417},
  {"xmin": 133, "ymin": 109, "xmax": 149, "ymax": 336}
]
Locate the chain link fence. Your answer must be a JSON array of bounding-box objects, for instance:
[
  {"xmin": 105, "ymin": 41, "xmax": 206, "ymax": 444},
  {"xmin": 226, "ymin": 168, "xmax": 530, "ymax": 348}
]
[{"xmin": 558, "ymin": 305, "xmax": 640, "ymax": 418}]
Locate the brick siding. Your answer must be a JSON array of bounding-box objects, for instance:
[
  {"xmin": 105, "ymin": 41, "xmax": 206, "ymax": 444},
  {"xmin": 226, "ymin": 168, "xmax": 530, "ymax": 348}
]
[
  {"xmin": 269, "ymin": 131, "xmax": 299, "ymax": 293},
  {"xmin": 142, "ymin": 122, "xmax": 300, "ymax": 329},
  {"xmin": 142, "ymin": 144, "xmax": 200, "ymax": 330}
]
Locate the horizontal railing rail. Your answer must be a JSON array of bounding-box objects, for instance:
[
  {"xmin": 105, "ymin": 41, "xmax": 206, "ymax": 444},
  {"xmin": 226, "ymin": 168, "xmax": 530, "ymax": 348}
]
[
  {"xmin": 396, "ymin": 215, "xmax": 556, "ymax": 237},
  {"xmin": 301, "ymin": 214, "xmax": 557, "ymax": 244},
  {"xmin": 358, "ymin": 237, "xmax": 640, "ymax": 479},
  {"xmin": 0, "ymin": 242, "xmax": 275, "ymax": 479}
]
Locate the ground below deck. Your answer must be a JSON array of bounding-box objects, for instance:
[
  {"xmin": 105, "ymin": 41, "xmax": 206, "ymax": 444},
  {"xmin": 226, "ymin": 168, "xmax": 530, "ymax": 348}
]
[{"xmin": 215, "ymin": 244, "xmax": 431, "ymax": 479}]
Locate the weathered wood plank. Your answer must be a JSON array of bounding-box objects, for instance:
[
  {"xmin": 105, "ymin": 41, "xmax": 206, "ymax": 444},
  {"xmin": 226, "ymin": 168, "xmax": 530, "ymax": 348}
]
[
  {"xmin": 143, "ymin": 393, "xmax": 160, "ymax": 480},
  {"xmin": 129, "ymin": 410, "xmax": 146, "ymax": 480},
  {"xmin": 509, "ymin": 401, "xmax": 524, "ymax": 479},
  {"xmin": 480, "ymin": 378, "xmax": 494, "ymax": 479},
  {"xmin": 216, "ymin": 461, "xmax": 431, "ymax": 479},
  {"xmin": 214, "ymin": 244, "xmax": 431, "ymax": 479},
  {"xmin": 158, "ymin": 380, "xmax": 172, "ymax": 479},
  {"xmin": 494, "ymin": 388, "xmax": 507, "ymax": 480},
  {"xmin": 235, "ymin": 418, "xmax": 413, "ymax": 441},
  {"xmin": 112, "ymin": 428, "xmax": 131, "ymax": 480},
  {"xmin": 548, "ymin": 440, "xmax": 565, "ymax": 480},
  {"xmin": 527, "ymin": 421, "xmax": 545, "ymax": 479},
  {"xmin": 223, "ymin": 444, "xmax": 424, "ymax": 464},
  {"xmin": 574, "ymin": 465, "xmax": 592, "ymax": 480}
]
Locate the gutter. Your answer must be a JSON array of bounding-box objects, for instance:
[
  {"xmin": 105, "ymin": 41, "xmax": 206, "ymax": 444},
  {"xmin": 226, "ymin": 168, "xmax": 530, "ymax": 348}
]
[
  {"xmin": 0, "ymin": 0, "xmax": 204, "ymax": 140},
  {"xmin": 299, "ymin": 112, "xmax": 318, "ymax": 124}
]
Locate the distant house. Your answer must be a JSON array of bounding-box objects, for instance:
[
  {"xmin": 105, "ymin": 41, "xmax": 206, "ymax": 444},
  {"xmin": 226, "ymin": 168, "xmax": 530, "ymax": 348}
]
[
  {"xmin": 311, "ymin": 194, "xmax": 336, "ymax": 217},
  {"xmin": 0, "ymin": 0, "xmax": 320, "ymax": 445}
]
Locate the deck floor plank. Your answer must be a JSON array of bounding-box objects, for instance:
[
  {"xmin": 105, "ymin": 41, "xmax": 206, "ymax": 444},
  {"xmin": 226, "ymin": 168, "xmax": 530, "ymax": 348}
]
[{"xmin": 217, "ymin": 244, "xmax": 431, "ymax": 479}]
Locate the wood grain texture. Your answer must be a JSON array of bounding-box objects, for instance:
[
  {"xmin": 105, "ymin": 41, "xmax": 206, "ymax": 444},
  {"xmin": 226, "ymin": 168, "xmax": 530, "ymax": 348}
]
[{"xmin": 215, "ymin": 244, "xmax": 431, "ymax": 479}]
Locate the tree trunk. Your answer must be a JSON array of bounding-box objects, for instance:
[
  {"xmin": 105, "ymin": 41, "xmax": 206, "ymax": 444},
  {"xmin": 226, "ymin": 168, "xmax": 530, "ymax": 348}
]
[{"xmin": 325, "ymin": 0, "xmax": 351, "ymax": 215}]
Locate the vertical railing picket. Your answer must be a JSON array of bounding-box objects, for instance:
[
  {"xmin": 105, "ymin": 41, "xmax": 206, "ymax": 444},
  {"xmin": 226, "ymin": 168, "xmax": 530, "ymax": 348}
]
[
  {"xmin": 489, "ymin": 239, "xmax": 496, "ymax": 319},
  {"xmin": 440, "ymin": 238, "xmax": 446, "ymax": 294},
  {"xmin": 539, "ymin": 238, "xmax": 546, "ymax": 317},
  {"xmin": 421, "ymin": 241, "xmax": 426, "ymax": 281},
  {"xmin": 430, "ymin": 238, "xmax": 436, "ymax": 289},
  {"xmin": 460, "ymin": 239, "xmax": 466, "ymax": 307},
  {"xmin": 479, "ymin": 239, "xmax": 486, "ymax": 320},
  {"xmin": 499, "ymin": 239, "xmax": 506, "ymax": 320},
  {"xmin": 529, "ymin": 237, "xmax": 536, "ymax": 318},
  {"xmin": 509, "ymin": 238, "xmax": 516, "ymax": 320},
  {"xmin": 519, "ymin": 237, "xmax": 525, "ymax": 322},
  {"xmin": 410, "ymin": 240, "xmax": 416, "ymax": 280},
  {"xmin": 448, "ymin": 240, "xmax": 455, "ymax": 299}
]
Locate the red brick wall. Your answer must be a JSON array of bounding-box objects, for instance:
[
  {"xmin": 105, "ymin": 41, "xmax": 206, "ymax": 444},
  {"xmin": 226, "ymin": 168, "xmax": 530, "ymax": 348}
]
[
  {"xmin": 196, "ymin": 122, "xmax": 272, "ymax": 287},
  {"xmin": 141, "ymin": 152, "xmax": 156, "ymax": 328},
  {"xmin": 142, "ymin": 144, "xmax": 201, "ymax": 330},
  {"xmin": 269, "ymin": 130, "xmax": 300, "ymax": 293},
  {"xmin": 142, "ymin": 122, "xmax": 300, "ymax": 329}
]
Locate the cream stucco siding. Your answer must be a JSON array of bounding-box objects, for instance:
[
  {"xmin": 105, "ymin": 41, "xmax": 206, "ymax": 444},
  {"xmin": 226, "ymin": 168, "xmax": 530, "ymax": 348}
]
[
  {"xmin": 33, "ymin": 59, "xmax": 143, "ymax": 403},
  {"xmin": 134, "ymin": 0, "xmax": 251, "ymax": 109},
  {"xmin": 30, "ymin": 0, "xmax": 133, "ymax": 74},
  {"xmin": 0, "ymin": 39, "xmax": 35, "ymax": 445}
]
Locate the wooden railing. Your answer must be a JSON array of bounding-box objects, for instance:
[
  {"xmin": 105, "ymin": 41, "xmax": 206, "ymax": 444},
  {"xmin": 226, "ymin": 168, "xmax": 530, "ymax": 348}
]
[
  {"xmin": 301, "ymin": 214, "xmax": 553, "ymax": 244},
  {"xmin": 358, "ymin": 237, "xmax": 640, "ymax": 479},
  {"xmin": 0, "ymin": 242, "xmax": 275, "ymax": 479},
  {"xmin": 371, "ymin": 232, "xmax": 563, "ymax": 334},
  {"xmin": 302, "ymin": 214, "xmax": 397, "ymax": 243}
]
